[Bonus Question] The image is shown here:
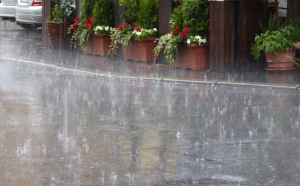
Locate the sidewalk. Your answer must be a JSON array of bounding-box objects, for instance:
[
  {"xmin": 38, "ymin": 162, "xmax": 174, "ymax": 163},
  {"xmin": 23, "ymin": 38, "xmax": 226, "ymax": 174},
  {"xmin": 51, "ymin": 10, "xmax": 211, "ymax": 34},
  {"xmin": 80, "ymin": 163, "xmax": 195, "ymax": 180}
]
[{"xmin": 0, "ymin": 20, "xmax": 299, "ymax": 89}]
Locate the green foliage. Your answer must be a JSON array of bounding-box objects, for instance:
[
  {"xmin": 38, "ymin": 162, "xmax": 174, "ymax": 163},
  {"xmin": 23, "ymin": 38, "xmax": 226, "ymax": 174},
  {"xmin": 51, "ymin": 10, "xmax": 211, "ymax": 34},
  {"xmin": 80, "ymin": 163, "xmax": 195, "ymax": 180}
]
[
  {"xmin": 182, "ymin": 0, "xmax": 209, "ymax": 39},
  {"xmin": 48, "ymin": 0, "xmax": 75, "ymax": 23},
  {"xmin": 135, "ymin": 28, "xmax": 157, "ymax": 40},
  {"xmin": 92, "ymin": 0, "xmax": 115, "ymax": 27},
  {"xmin": 81, "ymin": 0, "xmax": 97, "ymax": 21},
  {"xmin": 109, "ymin": 28, "xmax": 122, "ymax": 57},
  {"xmin": 251, "ymin": 25, "xmax": 300, "ymax": 60},
  {"xmin": 119, "ymin": 0, "xmax": 138, "ymax": 24},
  {"xmin": 170, "ymin": 0, "xmax": 209, "ymax": 39},
  {"xmin": 120, "ymin": 0, "xmax": 159, "ymax": 28},
  {"xmin": 135, "ymin": 0, "xmax": 159, "ymax": 29},
  {"xmin": 170, "ymin": 4, "xmax": 183, "ymax": 31}
]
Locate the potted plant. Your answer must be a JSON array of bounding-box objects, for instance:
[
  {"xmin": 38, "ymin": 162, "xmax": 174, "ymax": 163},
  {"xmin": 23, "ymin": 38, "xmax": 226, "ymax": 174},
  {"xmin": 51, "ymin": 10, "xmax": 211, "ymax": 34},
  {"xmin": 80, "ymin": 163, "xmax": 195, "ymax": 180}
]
[
  {"xmin": 109, "ymin": 0, "xmax": 159, "ymax": 63},
  {"xmin": 47, "ymin": 0, "xmax": 75, "ymax": 50},
  {"xmin": 251, "ymin": 16, "xmax": 300, "ymax": 70},
  {"xmin": 68, "ymin": 0, "xmax": 96, "ymax": 53},
  {"xmin": 153, "ymin": 0, "xmax": 209, "ymax": 70},
  {"xmin": 91, "ymin": 0, "xmax": 114, "ymax": 56}
]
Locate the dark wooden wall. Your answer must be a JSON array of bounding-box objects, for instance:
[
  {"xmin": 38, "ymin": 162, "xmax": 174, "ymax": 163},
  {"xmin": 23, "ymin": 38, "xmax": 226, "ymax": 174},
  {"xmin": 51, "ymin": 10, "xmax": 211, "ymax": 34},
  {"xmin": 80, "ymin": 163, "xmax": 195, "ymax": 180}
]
[
  {"xmin": 41, "ymin": 0, "xmax": 51, "ymax": 47},
  {"xmin": 76, "ymin": 0, "xmax": 83, "ymax": 18},
  {"xmin": 209, "ymin": 0, "xmax": 267, "ymax": 72},
  {"xmin": 287, "ymin": 0, "xmax": 300, "ymax": 19}
]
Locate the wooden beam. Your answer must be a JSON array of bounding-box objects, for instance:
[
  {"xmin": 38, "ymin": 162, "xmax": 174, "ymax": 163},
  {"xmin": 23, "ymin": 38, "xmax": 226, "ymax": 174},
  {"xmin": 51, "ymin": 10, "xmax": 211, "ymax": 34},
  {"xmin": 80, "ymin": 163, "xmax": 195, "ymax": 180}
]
[
  {"xmin": 42, "ymin": 0, "xmax": 51, "ymax": 47},
  {"xmin": 159, "ymin": 0, "xmax": 172, "ymax": 36}
]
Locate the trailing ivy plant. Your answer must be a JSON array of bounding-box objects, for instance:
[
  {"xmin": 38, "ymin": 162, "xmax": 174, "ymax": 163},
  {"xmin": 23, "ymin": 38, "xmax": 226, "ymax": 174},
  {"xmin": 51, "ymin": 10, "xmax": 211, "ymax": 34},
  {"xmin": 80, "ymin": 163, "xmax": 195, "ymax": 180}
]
[
  {"xmin": 48, "ymin": 0, "xmax": 75, "ymax": 23},
  {"xmin": 92, "ymin": 0, "xmax": 115, "ymax": 27}
]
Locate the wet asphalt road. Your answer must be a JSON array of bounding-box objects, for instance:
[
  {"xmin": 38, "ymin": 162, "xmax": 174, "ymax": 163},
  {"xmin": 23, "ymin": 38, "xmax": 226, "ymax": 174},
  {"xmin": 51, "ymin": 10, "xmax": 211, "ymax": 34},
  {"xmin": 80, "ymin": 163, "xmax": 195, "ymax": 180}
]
[{"xmin": 1, "ymin": 20, "xmax": 300, "ymax": 186}]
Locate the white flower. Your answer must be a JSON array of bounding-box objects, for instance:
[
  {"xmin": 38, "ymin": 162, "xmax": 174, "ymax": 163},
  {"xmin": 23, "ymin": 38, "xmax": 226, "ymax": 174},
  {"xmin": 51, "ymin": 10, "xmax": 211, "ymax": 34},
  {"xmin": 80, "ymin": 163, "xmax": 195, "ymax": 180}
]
[
  {"xmin": 105, "ymin": 27, "xmax": 109, "ymax": 31},
  {"xmin": 99, "ymin": 26, "xmax": 103, "ymax": 30},
  {"xmin": 187, "ymin": 39, "xmax": 191, "ymax": 44},
  {"xmin": 136, "ymin": 31, "xmax": 142, "ymax": 36},
  {"xmin": 153, "ymin": 28, "xmax": 157, "ymax": 31},
  {"xmin": 133, "ymin": 30, "xmax": 137, "ymax": 34},
  {"xmin": 195, "ymin": 36, "xmax": 201, "ymax": 39}
]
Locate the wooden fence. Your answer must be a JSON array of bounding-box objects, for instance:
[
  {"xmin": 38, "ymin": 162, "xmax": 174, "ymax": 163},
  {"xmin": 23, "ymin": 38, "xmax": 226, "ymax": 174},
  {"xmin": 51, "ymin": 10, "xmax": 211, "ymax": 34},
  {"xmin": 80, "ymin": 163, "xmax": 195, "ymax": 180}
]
[{"xmin": 41, "ymin": 0, "xmax": 300, "ymax": 72}]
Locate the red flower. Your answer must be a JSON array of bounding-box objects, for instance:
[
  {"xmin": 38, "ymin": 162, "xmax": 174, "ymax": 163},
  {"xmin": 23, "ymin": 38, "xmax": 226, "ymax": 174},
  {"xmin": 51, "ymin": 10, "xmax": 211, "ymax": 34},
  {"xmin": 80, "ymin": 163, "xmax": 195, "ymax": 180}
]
[
  {"xmin": 182, "ymin": 30, "xmax": 188, "ymax": 35},
  {"xmin": 89, "ymin": 18, "xmax": 94, "ymax": 23},
  {"xmin": 172, "ymin": 30, "xmax": 175, "ymax": 34},
  {"xmin": 86, "ymin": 23, "xmax": 92, "ymax": 29},
  {"xmin": 136, "ymin": 25, "xmax": 141, "ymax": 30},
  {"xmin": 88, "ymin": 17, "xmax": 91, "ymax": 20},
  {"xmin": 73, "ymin": 24, "xmax": 78, "ymax": 31},
  {"xmin": 131, "ymin": 24, "xmax": 135, "ymax": 28},
  {"xmin": 176, "ymin": 26, "xmax": 180, "ymax": 31},
  {"xmin": 75, "ymin": 17, "xmax": 80, "ymax": 22},
  {"xmin": 185, "ymin": 27, "xmax": 190, "ymax": 31},
  {"xmin": 137, "ymin": 29, "xmax": 142, "ymax": 32},
  {"xmin": 118, "ymin": 25, "xmax": 123, "ymax": 31},
  {"xmin": 124, "ymin": 23, "xmax": 129, "ymax": 27},
  {"xmin": 170, "ymin": 35, "xmax": 174, "ymax": 39}
]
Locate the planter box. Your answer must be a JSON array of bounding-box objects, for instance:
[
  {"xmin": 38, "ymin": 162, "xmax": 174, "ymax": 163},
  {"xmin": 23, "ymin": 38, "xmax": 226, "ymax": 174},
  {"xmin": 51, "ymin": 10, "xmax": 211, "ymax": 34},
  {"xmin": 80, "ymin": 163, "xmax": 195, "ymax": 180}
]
[
  {"xmin": 93, "ymin": 33, "xmax": 111, "ymax": 56},
  {"xmin": 83, "ymin": 33, "xmax": 94, "ymax": 54},
  {"xmin": 122, "ymin": 37, "xmax": 158, "ymax": 63},
  {"xmin": 134, "ymin": 37, "xmax": 158, "ymax": 63},
  {"xmin": 46, "ymin": 21, "xmax": 72, "ymax": 50},
  {"xmin": 122, "ymin": 39, "xmax": 136, "ymax": 61},
  {"xmin": 265, "ymin": 50, "xmax": 298, "ymax": 70},
  {"xmin": 173, "ymin": 43, "xmax": 209, "ymax": 70}
]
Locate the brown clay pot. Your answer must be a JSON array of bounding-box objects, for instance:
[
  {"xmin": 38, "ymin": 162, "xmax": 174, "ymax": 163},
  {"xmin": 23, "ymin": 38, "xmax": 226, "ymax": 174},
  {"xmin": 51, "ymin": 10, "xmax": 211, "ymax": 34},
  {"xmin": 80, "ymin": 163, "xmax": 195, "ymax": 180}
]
[
  {"xmin": 46, "ymin": 21, "xmax": 72, "ymax": 50},
  {"xmin": 174, "ymin": 43, "xmax": 209, "ymax": 70},
  {"xmin": 83, "ymin": 33, "xmax": 94, "ymax": 54},
  {"xmin": 122, "ymin": 39, "xmax": 136, "ymax": 61},
  {"xmin": 134, "ymin": 37, "xmax": 158, "ymax": 63},
  {"xmin": 93, "ymin": 33, "xmax": 111, "ymax": 56},
  {"xmin": 265, "ymin": 50, "xmax": 298, "ymax": 70}
]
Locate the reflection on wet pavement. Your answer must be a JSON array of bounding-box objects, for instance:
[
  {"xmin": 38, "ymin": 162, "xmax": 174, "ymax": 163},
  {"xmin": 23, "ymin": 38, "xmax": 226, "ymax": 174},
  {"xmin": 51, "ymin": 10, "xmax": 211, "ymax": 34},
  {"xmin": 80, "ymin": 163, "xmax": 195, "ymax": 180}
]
[{"xmin": 1, "ymin": 60, "xmax": 300, "ymax": 185}]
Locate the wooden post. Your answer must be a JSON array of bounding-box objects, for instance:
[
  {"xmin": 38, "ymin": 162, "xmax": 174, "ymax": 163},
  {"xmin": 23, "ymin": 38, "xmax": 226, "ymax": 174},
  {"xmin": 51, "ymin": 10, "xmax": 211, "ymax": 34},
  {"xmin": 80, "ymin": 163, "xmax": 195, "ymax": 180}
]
[
  {"xmin": 209, "ymin": 0, "xmax": 267, "ymax": 72},
  {"xmin": 76, "ymin": 0, "xmax": 83, "ymax": 18},
  {"xmin": 42, "ymin": 0, "xmax": 51, "ymax": 47},
  {"xmin": 209, "ymin": 1, "xmax": 236, "ymax": 72},
  {"xmin": 114, "ymin": 0, "xmax": 125, "ymax": 28},
  {"xmin": 159, "ymin": 0, "xmax": 172, "ymax": 36},
  {"xmin": 234, "ymin": 0, "xmax": 268, "ymax": 71}
]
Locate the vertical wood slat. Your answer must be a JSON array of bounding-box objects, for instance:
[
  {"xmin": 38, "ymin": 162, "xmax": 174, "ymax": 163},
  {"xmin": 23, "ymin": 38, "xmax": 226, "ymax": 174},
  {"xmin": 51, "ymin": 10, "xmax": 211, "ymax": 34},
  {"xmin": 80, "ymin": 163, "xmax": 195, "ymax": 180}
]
[
  {"xmin": 287, "ymin": 0, "xmax": 300, "ymax": 19},
  {"xmin": 76, "ymin": 0, "xmax": 83, "ymax": 18},
  {"xmin": 209, "ymin": 2, "xmax": 235, "ymax": 72},
  {"xmin": 234, "ymin": 0, "xmax": 267, "ymax": 71},
  {"xmin": 159, "ymin": 0, "xmax": 172, "ymax": 36},
  {"xmin": 114, "ymin": 0, "xmax": 125, "ymax": 28},
  {"xmin": 42, "ymin": 0, "xmax": 51, "ymax": 47}
]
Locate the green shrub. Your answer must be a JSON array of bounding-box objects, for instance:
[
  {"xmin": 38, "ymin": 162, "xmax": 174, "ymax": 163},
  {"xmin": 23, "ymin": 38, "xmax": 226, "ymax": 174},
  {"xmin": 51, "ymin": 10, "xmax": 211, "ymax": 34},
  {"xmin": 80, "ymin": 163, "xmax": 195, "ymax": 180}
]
[
  {"xmin": 135, "ymin": 0, "xmax": 159, "ymax": 29},
  {"xmin": 92, "ymin": 0, "xmax": 115, "ymax": 27}
]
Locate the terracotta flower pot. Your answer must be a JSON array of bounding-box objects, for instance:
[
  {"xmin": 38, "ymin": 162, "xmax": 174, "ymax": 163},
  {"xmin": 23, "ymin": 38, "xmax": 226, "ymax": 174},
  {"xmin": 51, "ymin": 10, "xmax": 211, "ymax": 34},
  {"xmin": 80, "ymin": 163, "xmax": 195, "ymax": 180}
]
[
  {"xmin": 46, "ymin": 21, "xmax": 72, "ymax": 50},
  {"xmin": 265, "ymin": 49, "xmax": 298, "ymax": 70},
  {"xmin": 122, "ymin": 39, "xmax": 136, "ymax": 61},
  {"xmin": 174, "ymin": 43, "xmax": 209, "ymax": 70},
  {"xmin": 83, "ymin": 33, "xmax": 94, "ymax": 54},
  {"xmin": 134, "ymin": 37, "xmax": 158, "ymax": 63},
  {"xmin": 93, "ymin": 33, "xmax": 111, "ymax": 56}
]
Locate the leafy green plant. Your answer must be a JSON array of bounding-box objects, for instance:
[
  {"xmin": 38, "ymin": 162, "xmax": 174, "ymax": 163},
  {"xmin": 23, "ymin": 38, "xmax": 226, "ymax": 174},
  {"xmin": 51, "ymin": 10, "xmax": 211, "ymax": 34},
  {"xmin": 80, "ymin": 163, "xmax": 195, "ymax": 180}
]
[
  {"xmin": 135, "ymin": 0, "xmax": 159, "ymax": 29},
  {"xmin": 47, "ymin": 0, "xmax": 75, "ymax": 23},
  {"xmin": 68, "ymin": 17, "xmax": 95, "ymax": 49},
  {"xmin": 119, "ymin": 0, "xmax": 138, "ymax": 24},
  {"xmin": 251, "ymin": 25, "xmax": 300, "ymax": 60},
  {"xmin": 92, "ymin": 0, "xmax": 115, "ymax": 27},
  {"xmin": 81, "ymin": 0, "xmax": 97, "ymax": 22}
]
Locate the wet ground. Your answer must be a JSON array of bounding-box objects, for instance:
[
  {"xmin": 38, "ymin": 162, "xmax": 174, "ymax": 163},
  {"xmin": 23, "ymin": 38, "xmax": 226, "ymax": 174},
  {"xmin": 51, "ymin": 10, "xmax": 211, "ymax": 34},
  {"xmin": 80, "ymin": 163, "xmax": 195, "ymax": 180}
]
[{"xmin": 1, "ymin": 20, "xmax": 300, "ymax": 186}]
